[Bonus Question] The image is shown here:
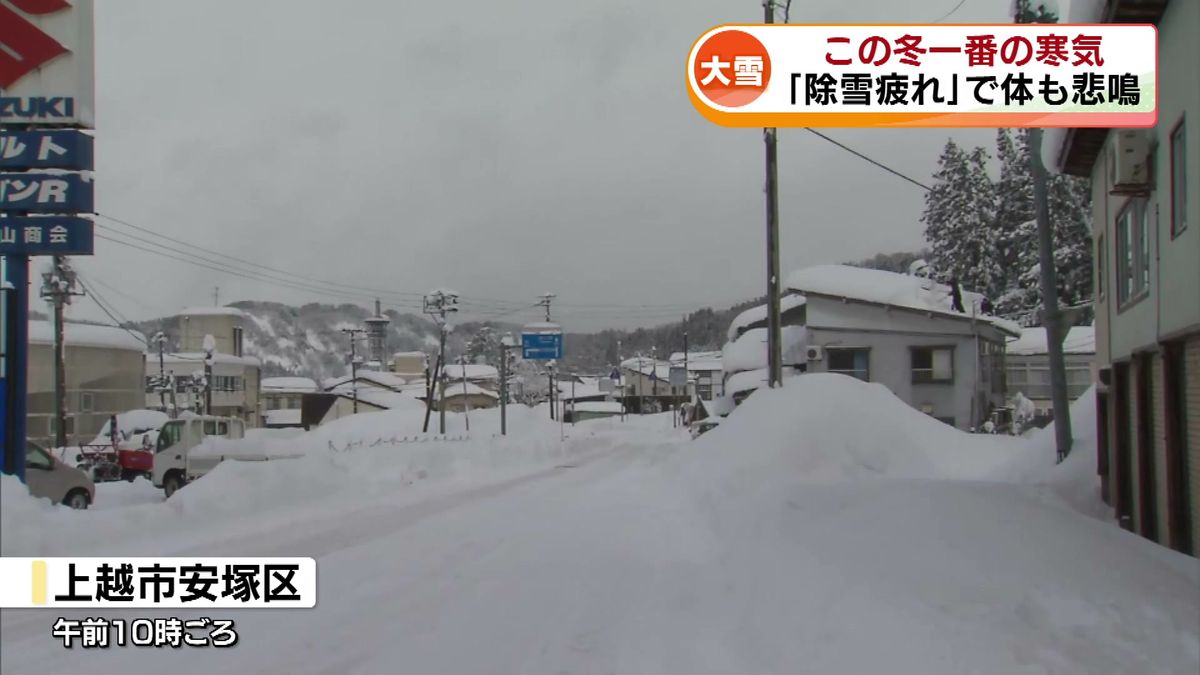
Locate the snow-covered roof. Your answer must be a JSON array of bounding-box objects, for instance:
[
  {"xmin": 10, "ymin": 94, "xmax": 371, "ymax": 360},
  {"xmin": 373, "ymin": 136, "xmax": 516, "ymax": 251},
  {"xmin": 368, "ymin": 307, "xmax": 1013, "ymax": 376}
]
[
  {"xmin": 571, "ymin": 401, "xmax": 624, "ymax": 414},
  {"xmin": 560, "ymin": 382, "xmax": 606, "ymax": 401},
  {"xmin": 786, "ymin": 265, "xmax": 1020, "ymax": 337},
  {"xmin": 620, "ymin": 358, "xmax": 673, "ymax": 381},
  {"xmin": 263, "ymin": 409, "xmax": 303, "ymax": 426},
  {"xmin": 722, "ymin": 326, "xmax": 808, "ymax": 375},
  {"xmin": 668, "ymin": 351, "xmax": 725, "ymax": 372},
  {"xmin": 323, "ymin": 370, "xmax": 408, "ymax": 391},
  {"xmin": 28, "ymin": 321, "xmax": 146, "ymax": 352},
  {"xmin": 522, "ymin": 322, "xmax": 562, "ymax": 333},
  {"xmin": 392, "ymin": 351, "xmax": 428, "ymax": 360},
  {"xmin": 160, "ymin": 352, "xmax": 261, "ymax": 367},
  {"xmin": 178, "ymin": 306, "xmax": 247, "ymax": 319},
  {"xmin": 439, "ymin": 381, "xmax": 500, "ymax": 400},
  {"xmin": 727, "ymin": 294, "xmax": 807, "ymax": 341},
  {"xmin": 262, "ymin": 377, "xmax": 319, "ymax": 393},
  {"xmin": 441, "ymin": 364, "xmax": 499, "ymax": 381},
  {"xmin": 1007, "ymin": 326, "xmax": 1096, "ymax": 356}
]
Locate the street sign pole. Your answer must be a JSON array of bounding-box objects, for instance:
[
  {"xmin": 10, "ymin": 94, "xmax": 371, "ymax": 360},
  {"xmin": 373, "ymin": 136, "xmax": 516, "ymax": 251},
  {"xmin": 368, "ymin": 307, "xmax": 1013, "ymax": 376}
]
[{"xmin": 2, "ymin": 255, "xmax": 29, "ymax": 480}]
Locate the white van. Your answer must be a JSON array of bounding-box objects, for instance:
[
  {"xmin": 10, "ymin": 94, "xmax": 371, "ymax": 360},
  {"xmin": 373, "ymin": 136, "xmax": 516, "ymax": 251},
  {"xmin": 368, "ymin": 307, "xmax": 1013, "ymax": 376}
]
[{"xmin": 152, "ymin": 416, "xmax": 246, "ymax": 497}]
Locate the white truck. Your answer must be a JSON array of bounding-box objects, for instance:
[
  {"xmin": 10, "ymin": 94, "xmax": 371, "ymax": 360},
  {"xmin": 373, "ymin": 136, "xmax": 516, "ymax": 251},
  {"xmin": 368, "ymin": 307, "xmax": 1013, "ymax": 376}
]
[{"xmin": 152, "ymin": 415, "xmax": 246, "ymax": 497}]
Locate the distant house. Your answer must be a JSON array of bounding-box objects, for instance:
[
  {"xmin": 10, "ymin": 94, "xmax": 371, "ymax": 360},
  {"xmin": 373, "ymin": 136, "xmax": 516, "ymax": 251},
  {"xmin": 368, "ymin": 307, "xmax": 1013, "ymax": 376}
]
[
  {"xmin": 668, "ymin": 351, "xmax": 725, "ymax": 401},
  {"xmin": 1006, "ymin": 326, "xmax": 1096, "ymax": 413},
  {"xmin": 390, "ymin": 351, "xmax": 429, "ymax": 381},
  {"xmin": 145, "ymin": 306, "xmax": 262, "ymax": 428},
  {"xmin": 619, "ymin": 358, "xmax": 689, "ymax": 413},
  {"xmin": 436, "ymin": 380, "xmax": 499, "ymax": 412},
  {"xmin": 260, "ymin": 377, "xmax": 318, "ymax": 429},
  {"xmin": 786, "ymin": 265, "xmax": 1021, "ymax": 430},
  {"xmin": 27, "ymin": 321, "xmax": 147, "ymax": 447},
  {"xmin": 440, "ymin": 364, "xmax": 500, "ymax": 391}
]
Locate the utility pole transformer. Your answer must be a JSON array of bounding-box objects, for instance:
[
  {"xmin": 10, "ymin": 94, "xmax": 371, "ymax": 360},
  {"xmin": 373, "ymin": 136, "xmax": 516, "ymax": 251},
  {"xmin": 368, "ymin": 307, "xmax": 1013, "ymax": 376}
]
[
  {"xmin": 423, "ymin": 290, "xmax": 459, "ymax": 434},
  {"xmin": 341, "ymin": 327, "xmax": 366, "ymax": 414},
  {"xmin": 39, "ymin": 256, "xmax": 84, "ymax": 447}
]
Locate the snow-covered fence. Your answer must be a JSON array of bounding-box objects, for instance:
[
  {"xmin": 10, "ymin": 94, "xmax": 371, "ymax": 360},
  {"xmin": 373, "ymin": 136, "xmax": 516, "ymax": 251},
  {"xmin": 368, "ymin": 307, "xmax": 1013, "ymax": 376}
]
[{"xmin": 327, "ymin": 435, "xmax": 471, "ymax": 453}]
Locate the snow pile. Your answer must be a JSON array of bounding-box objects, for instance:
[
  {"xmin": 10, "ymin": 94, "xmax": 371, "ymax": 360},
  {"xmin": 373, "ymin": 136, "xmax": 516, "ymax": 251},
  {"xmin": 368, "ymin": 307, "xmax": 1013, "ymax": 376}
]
[{"xmin": 690, "ymin": 374, "xmax": 1041, "ymax": 484}]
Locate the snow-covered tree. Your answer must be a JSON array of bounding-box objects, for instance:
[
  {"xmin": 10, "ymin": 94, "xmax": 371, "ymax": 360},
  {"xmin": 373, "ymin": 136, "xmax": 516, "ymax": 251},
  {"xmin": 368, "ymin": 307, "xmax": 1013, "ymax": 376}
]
[
  {"xmin": 922, "ymin": 140, "xmax": 1003, "ymax": 299},
  {"xmin": 466, "ymin": 325, "xmax": 500, "ymax": 367}
]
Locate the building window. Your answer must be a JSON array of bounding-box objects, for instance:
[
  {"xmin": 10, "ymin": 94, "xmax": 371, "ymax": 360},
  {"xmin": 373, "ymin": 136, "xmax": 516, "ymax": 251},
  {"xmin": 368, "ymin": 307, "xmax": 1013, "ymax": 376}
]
[
  {"xmin": 826, "ymin": 348, "xmax": 869, "ymax": 382},
  {"xmin": 233, "ymin": 326, "xmax": 244, "ymax": 357},
  {"xmin": 1171, "ymin": 120, "xmax": 1188, "ymax": 238},
  {"xmin": 1116, "ymin": 199, "xmax": 1149, "ymax": 307},
  {"xmin": 80, "ymin": 392, "xmax": 94, "ymax": 413},
  {"xmin": 912, "ymin": 346, "xmax": 954, "ymax": 384}
]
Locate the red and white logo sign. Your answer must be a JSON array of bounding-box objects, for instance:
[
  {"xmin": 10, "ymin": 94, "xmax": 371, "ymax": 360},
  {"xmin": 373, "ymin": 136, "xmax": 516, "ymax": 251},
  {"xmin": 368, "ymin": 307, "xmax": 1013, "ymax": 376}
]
[
  {"xmin": 0, "ymin": 0, "xmax": 95, "ymax": 128},
  {"xmin": 0, "ymin": 0, "xmax": 72, "ymax": 89}
]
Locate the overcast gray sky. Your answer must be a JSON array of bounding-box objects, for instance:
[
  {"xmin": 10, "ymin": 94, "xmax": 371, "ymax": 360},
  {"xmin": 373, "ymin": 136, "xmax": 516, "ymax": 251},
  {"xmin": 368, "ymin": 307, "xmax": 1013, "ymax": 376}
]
[{"xmin": 62, "ymin": 0, "xmax": 1011, "ymax": 331}]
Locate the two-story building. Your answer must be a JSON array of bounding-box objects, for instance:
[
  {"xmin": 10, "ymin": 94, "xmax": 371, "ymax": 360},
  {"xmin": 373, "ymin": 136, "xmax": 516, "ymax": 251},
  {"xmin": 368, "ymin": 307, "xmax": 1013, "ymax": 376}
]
[
  {"xmin": 1049, "ymin": 0, "xmax": 1197, "ymax": 556},
  {"xmin": 261, "ymin": 376, "xmax": 318, "ymax": 428},
  {"xmin": 144, "ymin": 306, "xmax": 261, "ymax": 427},
  {"xmin": 27, "ymin": 321, "xmax": 147, "ymax": 447},
  {"xmin": 735, "ymin": 265, "xmax": 1020, "ymax": 431}
]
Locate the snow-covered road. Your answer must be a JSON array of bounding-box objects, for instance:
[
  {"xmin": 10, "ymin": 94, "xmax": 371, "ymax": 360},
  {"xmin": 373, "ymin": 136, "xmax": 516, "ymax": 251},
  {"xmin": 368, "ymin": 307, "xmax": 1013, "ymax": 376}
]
[{"xmin": 2, "ymin": 377, "xmax": 1198, "ymax": 674}]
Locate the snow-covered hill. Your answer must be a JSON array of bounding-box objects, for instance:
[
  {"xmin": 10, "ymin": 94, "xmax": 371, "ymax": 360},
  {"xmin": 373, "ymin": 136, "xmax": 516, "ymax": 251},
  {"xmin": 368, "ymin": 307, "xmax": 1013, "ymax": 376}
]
[{"xmin": 135, "ymin": 301, "xmax": 514, "ymax": 382}]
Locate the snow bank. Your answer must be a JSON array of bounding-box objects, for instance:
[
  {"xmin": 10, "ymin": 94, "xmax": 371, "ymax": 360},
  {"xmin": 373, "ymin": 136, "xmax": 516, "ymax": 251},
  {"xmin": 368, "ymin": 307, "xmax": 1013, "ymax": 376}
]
[
  {"xmin": 690, "ymin": 374, "xmax": 1042, "ymax": 484},
  {"xmin": 0, "ymin": 404, "xmax": 646, "ymax": 557}
]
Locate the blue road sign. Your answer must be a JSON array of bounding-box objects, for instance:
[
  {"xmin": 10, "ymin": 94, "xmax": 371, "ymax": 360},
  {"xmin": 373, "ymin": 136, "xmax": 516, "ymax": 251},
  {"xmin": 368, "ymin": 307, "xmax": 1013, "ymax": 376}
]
[
  {"xmin": 0, "ymin": 173, "xmax": 94, "ymax": 213},
  {"xmin": 0, "ymin": 217, "xmax": 94, "ymax": 256},
  {"xmin": 0, "ymin": 130, "xmax": 94, "ymax": 171},
  {"xmin": 522, "ymin": 332, "xmax": 563, "ymax": 360}
]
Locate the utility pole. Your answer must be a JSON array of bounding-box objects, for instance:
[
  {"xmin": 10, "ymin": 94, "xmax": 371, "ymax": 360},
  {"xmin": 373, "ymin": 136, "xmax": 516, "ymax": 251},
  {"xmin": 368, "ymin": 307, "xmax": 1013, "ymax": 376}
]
[
  {"xmin": 341, "ymin": 327, "xmax": 366, "ymax": 414},
  {"xmin": 537, "ymin": 292, "xmax": 556, "ymax": 322},
  {"xmin": 39, "ymin": 257, "xmax": 83, "ymax": 447},
  {"xmin": 1029, "ymin": 128, "xmax": 1072, "ymax": 461},
  {"xmin": 499, "ymin": 335, "xmax": 517, "ymax": 436},
  {"xmin": 423, "ymin": 290, "xmax": 459, "ymax": 434},
  {"xmin": 458, "ymin": 355, "xmax": 471, "ymax": 432},
  {"xmin": 153, "ymin": 331, "xmax": 169, "ymax": 416},
  {"xmin": 202, "ymin": 334, "xmax": 216, "ymax": 416},
  {"xmin": 213, "ymin": 286, "xmax": 220, "ymax": 307},
  {"xmin": 763, "ymin": 0, "xmax": 784, "ymax": 389}
]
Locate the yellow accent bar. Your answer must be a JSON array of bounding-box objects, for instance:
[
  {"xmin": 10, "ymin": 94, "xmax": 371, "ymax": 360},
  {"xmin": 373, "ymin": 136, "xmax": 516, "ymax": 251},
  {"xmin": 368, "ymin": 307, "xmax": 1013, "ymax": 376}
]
[{"xmin": 31, "ymin": 560, "xmax": 47, "ymax": 605}]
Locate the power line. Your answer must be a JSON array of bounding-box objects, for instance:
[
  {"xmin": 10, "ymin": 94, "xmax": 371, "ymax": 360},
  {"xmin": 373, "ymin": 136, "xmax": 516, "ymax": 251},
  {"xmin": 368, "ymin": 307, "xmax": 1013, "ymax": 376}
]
[
  {"xmin": 93, "ymin": 230, "xmax": 426, "ymax": 309},
  {"xmin": 932, "ymin": 0, "xmax": 970, "ymax": 23},
  {"xmin": 96, "ymin": 212, "xmax": 430, "ymax": 300},
  {"xmin": 803, "ymin": 129, "xmax": 934, "ymax": 192}
]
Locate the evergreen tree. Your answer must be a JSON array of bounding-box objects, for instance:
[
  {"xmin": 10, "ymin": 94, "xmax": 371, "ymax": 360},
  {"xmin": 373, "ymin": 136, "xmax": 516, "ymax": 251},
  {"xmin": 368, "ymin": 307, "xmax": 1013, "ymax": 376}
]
[
  {"xmin": 922, "ymin": 141, "xmax": 1003, "ymax": 299},
  {"xmin": 994, "ymin": 128, "xmax": 1035, "ymax": 293},
  {"xmin": 466, "ymin": 325, "xmax": 500, "ymax": 367}
]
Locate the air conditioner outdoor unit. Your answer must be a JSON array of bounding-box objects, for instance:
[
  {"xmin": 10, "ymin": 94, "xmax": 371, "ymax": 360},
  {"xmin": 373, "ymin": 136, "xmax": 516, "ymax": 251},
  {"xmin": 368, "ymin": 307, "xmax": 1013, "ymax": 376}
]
[
  {"xmin": 1109, "ymin": 130, "xmax": 1150, "ymax": 194},
  {"xmin": 805, "ymin": 346, "xmax": 823, "ymax": 361}
]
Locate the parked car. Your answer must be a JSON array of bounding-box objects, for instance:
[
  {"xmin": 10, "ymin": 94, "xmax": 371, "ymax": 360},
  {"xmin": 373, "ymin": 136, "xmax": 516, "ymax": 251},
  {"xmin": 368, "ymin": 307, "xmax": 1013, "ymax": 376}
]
[
  {"xmin": 152, "ymin": 416, "xmax": 246, "ymax": 498},
  {"xmin": 24, "ymin": 440, "xmax": 95, "ymax": 509}
]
